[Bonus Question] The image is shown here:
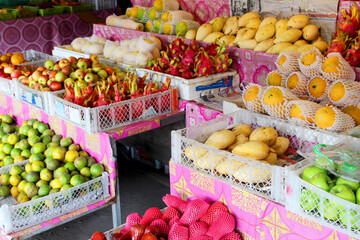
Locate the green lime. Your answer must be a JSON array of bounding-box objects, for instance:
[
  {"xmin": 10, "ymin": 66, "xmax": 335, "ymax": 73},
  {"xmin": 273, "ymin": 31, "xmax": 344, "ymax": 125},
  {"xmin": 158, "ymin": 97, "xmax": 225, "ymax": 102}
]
[
  {"xmin": 32, "ymin": 161, "xmax": 45, "ymax": 172},
  {"xmin": 10, "ymin": 165, "xmax": 23, "ymax": 175},
  {"xmin": 3, "ymin": 143, "xmax": 13, "ymax": 154},
  {"xmin": 10, "ymin": 148, "xmax": 22, "ymax": 158},
  {"xmin": 32, "ymin": 121, "xmax": 40, "ymax": 129},
  {"xmin": 29, "ymin": 153, "xmax": 45, "ymax": 162},
  {"xmin": 52, "ymin": 134, "xmax": 62, "ymax": 142},
  {"xmin": 25, "ymin": 163, "xmax": 33, "ymax": 173},
  {"xmin": 70, "ymin": 175, "xmax": 84, "ymax": 187},
  {"xmin": 40, "ymin": 168, "xmax": 52, "ymax": 181},
  {"xmin": 53, "ymin": 167, "xmax": 68, "ymax": 179},
  {"xmin": 90, "ymin": 163, "xmax": 104, "ymax": 178},
  {"xmin": 0, "ymin": 185, "xmax": 10, "ymax": 197},
  {"xmin": 9, "ymin": 174, "xmax": 22, "ymax": 186},
  {"xmin": 18, "ymin": 139, "xmax": 30, "ymax": 150},
  {"xmin": 32, "ymin": 142, "xmax": 46, "ymax": 154},
  {"xmin": 27, "ymin": 128, "xmax": 40, "ymax": 138},
  {"xmin": 7, "ymin": 134, "xmax": 19, "ymax": 145},
  {"xmin": 40, "ymin": 135, "xmax": 52, "ymax": 145},
  {"xmin": 21, "ymin": 149, "xmax": 31, "ymax": 159},
  {"xmin": 42, "ymin": 129, "xmax": 55, "ymax": 137},
  {"xmin": 58, "ymin": 172, "xmax": 71, "ymax": 186},
  {"xmin": 37, "ymin": 123, "xmax": 49, "ymax": 134},
  {"xmin": 26, "ymin": 171, "xmax": 40, "ymax": 183},
  {"xmin": 3, "ymin": 156, "xmax": 14, "ymax": 166},
  {"xmin": 64, "ymin": 162, "xmax": 76, "ymax": 172},
  {"xmin": 38, "ymin": 184, "xmax": 51, "ymax": 197},
  {"xmin": 36, "ymin": 180, "xmax": 49, "ymax": 188},
  {"xmin": 80, "ymin": 167, "xmax": 91, "ymax": 177},
  {"xmin": 46, "ymin": 158, "xmax": 60, "ymax": 171},
  {"xmin": 28, "ymin": 136, "xmax": 40, "ymax": 147},
  {"xmin": 0, "ymin": 173, "xmax": 11, "ymax": 185},
  {"xmin": 74, "ymin": 157, "xmax": 87, "ymax": 170},
  {"xmin": 19, "ymin": 125, "xmax": 31, "ymax": 136}
]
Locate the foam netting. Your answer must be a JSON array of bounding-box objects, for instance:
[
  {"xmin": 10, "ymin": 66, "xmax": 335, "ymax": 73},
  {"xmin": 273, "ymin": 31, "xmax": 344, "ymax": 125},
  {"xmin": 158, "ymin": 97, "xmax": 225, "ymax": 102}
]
[
  {"xmin": 172, "ymin": 107, "xmax": 352, "ymax": 203},
  {"xmin": 145, "ymin": 21, "xmax": 155, "ymax": 32},
  {"xmin": 149, "ymin": 7, "xmax": 163, "ymax": 21},
  {"xmin": 315, "ymin": 105, "xmax": 355, "ymax": 132},
  {"xmin": 169, "ymin": 10, "xmax": 195, "ymax": 24},
  {"xmin": 157, "ymin": 0, "xmax": 180, "ymax": 12},
  {"xmin": 154, "ymin": 20, "xmax": 165, "ymax": 34},
  {"xmin": 163, "ymin": 23, "xmax": 176, "ymax": 35},
  {"xmin": 261, "ymin": 86, "xmax": 299, "ymax": 119},
  {"xmin": 320, "ymin": 52, "xmax": 356, "ymax": 81},
  {"xmin": 275, "ymin": 51, "xmax": 300, "ymax": 75},
  {"xmin": 286, "ymin": 71, "xmax": 309, "ymax": 96},
  {"xmin": 242, "ymin": 83, "xmax": 266, "ymax": 114},
  {"xmin": 177, "ymin": 20, "xmax": 201, "ymax": 33},
  {"xmin": 200, "ymin": 202, "xmax": 228, "ymax": 226},
  {"xmin": 266, "ymin": 70, "xmax": 287, "ymax": 87},
  {"xmin": 139, "ymin": 207, "xmax": 163, "ymax": 227},
  {"xmin": 319, "ymin": 99, "xmax": 333, "ymax": 106},
  {"xmin": 189, "ymin": 221, "xmax": 209, "ymax": 238},
  {"xmin": 125, "ymin": 7, "xmax": 133, "ymax": 18},
  {"xmin": 109, "ymin": 18, "xmax": 144, "ymax": 31},
  {"xmin": 298, "ymin": 47, "xmax": 324, "ymax": 78},
  {"xmin": 162, "ymin": 206, "xmax": 181, "ymax": 223},
  {"xmin": 287, "ymin": 163, "xmax": 360, "ymax": 239},
  {"xmin": 179, "ymin": 199, "xmax": 210, "ymax": 227},
  {"xmin": 307, "ymin": 75, "xmax": 331, "ymax": 101},
  {"xmin": 206, "ymin": 212, "xmax": 235, "ymax": 240},
  {"xmin": 328, "ymin": 80, "xmax": 360, "ymax": 107},
  {"xmin": 168, "ymin": 223, "xmax": 189, "ymax": 240},
  {"xmin": 163, "ymin": 194, "xmax": 188, "ymax": 214},
  {"xmin": 136, "ymin": 7, "xmax": 151, "ymax": 23},
  {"xmin": 150, "ymin": 219, "xmax": 170, "ymax": 237},
  {"xmin": 286, "ymin": 100, "xmax": 322, "ymax": 126}
]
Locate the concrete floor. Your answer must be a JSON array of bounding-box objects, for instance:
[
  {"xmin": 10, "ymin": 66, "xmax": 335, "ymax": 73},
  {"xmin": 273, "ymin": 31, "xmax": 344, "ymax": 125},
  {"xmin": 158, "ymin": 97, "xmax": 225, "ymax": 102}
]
[{"xmin": 29, "ymin": 158, "xmax": 170, "ymax": 240}]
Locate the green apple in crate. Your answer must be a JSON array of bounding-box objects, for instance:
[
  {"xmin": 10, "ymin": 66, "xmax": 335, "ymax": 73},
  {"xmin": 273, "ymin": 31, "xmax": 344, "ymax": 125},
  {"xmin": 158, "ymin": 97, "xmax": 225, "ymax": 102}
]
[
  {"xmin": 309, "ymin": 173, "xmax": 334, "ymax": 192},
  {"xmin": 302, "ymin": 166, "xmax": 327, "ymax": 182},
  {"xmin": 300, "ymin": 188, "xmax": 320, "ymax": 212},
  {"xmin": 336, "ymin": 177, "xmax": 360, "ymax": 192}
]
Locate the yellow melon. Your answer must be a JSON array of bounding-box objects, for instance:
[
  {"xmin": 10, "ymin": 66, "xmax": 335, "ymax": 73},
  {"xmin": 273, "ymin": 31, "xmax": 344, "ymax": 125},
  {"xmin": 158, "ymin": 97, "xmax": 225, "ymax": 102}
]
[
  {"xmin": 343, "ymin": 105, "xmax": 360, "ymax": 125},
  {"xmin": 290, "ymin": 104, "xmax": 313, "ymax": 123},
  {"xmin": 287, "ymin": 74, "xmax": 299, "ymax": 90},
  {"xmin": 244, "ymin": 85, "xmax": 260, "ymax": 102},
  {"xmin": 314, "ymin": 106, "xmax": 336, "ymax": 129},
  {"xmin": 301, "ymin": 52, "xmax": 317, "ymax": 66},
  {"xmin": 329, "ymin": 81, "xmax": 345, "ymax": 102},
  {"xmin": 322, "ymin": 56, "xmax": 340, "ymax": 74},
  {"xmin": 267, "ymin": 71, "xmax": 283, "ymax": 86},
  {"xmin": 263, "ymin": 87, "xmax": 285, "ymax": 105},
  {"xmin": 308, "ymin": 76, "xmax": 328, "ymax": 99}
]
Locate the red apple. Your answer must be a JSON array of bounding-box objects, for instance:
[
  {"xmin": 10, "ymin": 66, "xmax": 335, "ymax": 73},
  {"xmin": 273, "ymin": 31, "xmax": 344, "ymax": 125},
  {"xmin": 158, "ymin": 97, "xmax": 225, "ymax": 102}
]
[
  {"xmin": 84, "ymin": 59, "xmax": 92, "ymax": 68},
  {"xmin": 33, "ymin": 83, "xmax": 44, "ymax": 91},
  {"xmin": 10, "ymin": 70, "xmax": 22, "ymax": 79},
  {"xmin": 55, "ymin": 71, "xmax": 66, "ymax": 82},
  {"xmin": 37, "ymin": 67, "xmax": 45, "ymax": 72},
  {"xmin": 54, "ymin": 64, "xmax": 61, "ymax": 71},
  {"xmin": 74, "ymin": 69, "xmax": 85, "ymax": 79},
  {"xmin": 68, "ymin": 56, "xmax": 77, "ymax": 63},
  {"xmin": 105, "ymin": 66, "xmax": 114, "ymax": 76},
  {"xmin": 59, "ymin": 59, "xmax": 70, "ymax": 68},
  {"xmin": 4, "ymin": 66, "xmax": 15, "ymax": 74},
  {"xmin": 49, "ymin": 81, "xmax": 62, "ymax": 91},
  {"xmin": 42, "ymin": 87, "xmax": 51, "ymax": 92},
  {"xmin": 38, "ymin": 75, "xmax": 49, "ymax": 85},
  {"xmin": 61, "ymin": 66, "xmax": 73, "ymax": 76},
  {"xmin": 32, "ymin": 70, "xmax": 42, "ymax": 81},
  {"xmin": 21, "ymin": 78, "xmax": 30, "ymax": 85},
  {"xmin": 49, "ymin": 70, "xmax": 57, "ymax": 79}
]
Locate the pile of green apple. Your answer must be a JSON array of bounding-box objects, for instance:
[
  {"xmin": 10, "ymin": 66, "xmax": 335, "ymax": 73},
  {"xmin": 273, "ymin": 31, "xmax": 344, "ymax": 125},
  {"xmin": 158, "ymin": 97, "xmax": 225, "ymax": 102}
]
[
  {"xmin": 18, "ymin": 55, "xmax": 125, "ymax": 92},
  {"xmin": 301, "ymin": 165, "xmax": 360, "ymax": 227},
  {"xmin": 0, "ymin": 118, "xmax": 105, "ymax": 204}
]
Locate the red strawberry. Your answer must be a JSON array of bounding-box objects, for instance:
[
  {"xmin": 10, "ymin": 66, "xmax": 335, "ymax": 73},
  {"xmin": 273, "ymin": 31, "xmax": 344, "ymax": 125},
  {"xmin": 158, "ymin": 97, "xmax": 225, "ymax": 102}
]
[
  {"xmin": 150, "ymin": 219, "xmax": 170, "ymax": 237},
  {"xmin": 91, "ymin": 231, "xmax": 106, "ymax": 240},
  {"xmin": 141, "ymin": 232, "xmax": 158, "ymax": 240},
  {"xmin": 161, "ymin": 207, "xmax": 181, "ymax": 223},
  {"xmin": 219, "ymin": 231, "xmax": 242, "ymax": 240},
  {"xmin": 140, "ymin": 207, "xmax": 163, "ymax": 227},
  {"xmin": 200, "ymin": 202, "xmax": 229, "ymax": 226}
]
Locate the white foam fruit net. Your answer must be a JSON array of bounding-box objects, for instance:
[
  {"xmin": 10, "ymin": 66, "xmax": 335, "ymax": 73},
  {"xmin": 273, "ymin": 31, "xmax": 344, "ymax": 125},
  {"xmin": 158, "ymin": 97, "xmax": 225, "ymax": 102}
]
[
  {"xmin": 145, "ymin": 21, "xmax": 155, "ymax": 32},
  {"xmin": 320, "ymin": 52, "xmax": 356, "ymax": 81},
  {"xmin": 169, "ymin": 10, "xmax": 194, "ymax": 24},
  {"xmin": 136, "ymin": 7, "xmax": 151, "ymax": 23},
  {"xmin": 286, "ymin": 100, "xmax": 322, "ymax": 126},
  {"xmin": 266, "ymin": 70, "xmax": 287, "ymax": 87},
  {"xmin": 328, "ymin": 80, "xmax": 360, "ymax": 107},
  {"xmin": 242, "ymin": 83, "xmax": 266, "ymax": 114},
  {"xmin": 307, "ymin": 75, "xmax": 331, "ymax": 101},
  {"xmin": 113, "ymin": 19, "xmax": 144, "ymax": 31},
  {"xmin": 261, "ymin": 86, "xmax": 299, "ymax": 119},
  {"xmin": 163, "ymin": 23, "xmax": 176, "ymax": 35},
  {"xmin": 275, "ymin": 51, "xmax": 300, "ymax": 75},
  {"xmin": 298, "ymin": 47, "xmax": 324, "ymax": 78},
  {"xmin": 315, "ymin": 105, "xmax": 355, "ymax": 132},
  {"xmin": 286, "ymin": 71, "xmax": 309, "ymax": 96},
  {"xmin": 158, "ymin": 0, "xmax": 180, "ymax": 12}
]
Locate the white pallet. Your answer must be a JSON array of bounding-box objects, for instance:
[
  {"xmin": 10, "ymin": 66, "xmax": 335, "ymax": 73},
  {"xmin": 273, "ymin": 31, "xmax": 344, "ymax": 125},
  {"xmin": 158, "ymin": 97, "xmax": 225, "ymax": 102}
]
[
  {"xmin": 49, "ymin": 88, "xmax": 174, "ymax": 134},
  {"xmin": 0, "ymin": 160, "xmax": 110, "ymax": 234},
  {"xmin": 171, "ymin": 107, "xmax": 354, "ymax": 204},
  {"xmin": 14, "ymin": 79, "xmax": 65, "ymax": 114},
  {"xmin": 136, "ymin": 68, "xmax": 238, "ymax": 101},
  {"xmin": 286, "ymin": 162, "xmax": 360, "ymax": 238}
]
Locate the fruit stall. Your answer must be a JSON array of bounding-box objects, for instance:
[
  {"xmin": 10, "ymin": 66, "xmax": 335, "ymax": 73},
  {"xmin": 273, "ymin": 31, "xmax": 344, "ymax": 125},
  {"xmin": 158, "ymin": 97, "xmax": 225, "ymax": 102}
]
[{"xmin": 2, "ymin": 0, "xmax": 360, "ymax": 239}]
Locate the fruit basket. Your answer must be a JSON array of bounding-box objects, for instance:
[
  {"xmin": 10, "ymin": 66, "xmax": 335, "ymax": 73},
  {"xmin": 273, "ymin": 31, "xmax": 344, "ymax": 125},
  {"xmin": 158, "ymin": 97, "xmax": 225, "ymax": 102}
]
[
  {"xmin": 49, "ymin": 87, "xmax": 175, "ymax": 134},
  {"xmin": 14, "ymin": 79, "xmax": 64, "ymax": 113},
  {"xmin": 38, "ymin": 7, "xmax": 63, "ymax": 16},
  {"xmin": 0, "ymin": 160, "xmax": 110, "ymax": 234},
  {"xmin": 286, "ymin": 161, "xmax": 360, "ymax": 238},
  {"xmin": 0, "ymin": 9, "xmax": 17, "ymax": 21},
  {"xmin": 171, "ymin": 107, "xmax": 353, "ymax": 204},
  {"xmin": 52, "ymin": 45, "xmax": 92, "ymax": 60},
  {"xmin": 136, "ymin": 68, "xmax": 237, "ymax": 101},
  {"xmin": 20, "ymin": 49, "xmax": 54, "ymax": 63}
]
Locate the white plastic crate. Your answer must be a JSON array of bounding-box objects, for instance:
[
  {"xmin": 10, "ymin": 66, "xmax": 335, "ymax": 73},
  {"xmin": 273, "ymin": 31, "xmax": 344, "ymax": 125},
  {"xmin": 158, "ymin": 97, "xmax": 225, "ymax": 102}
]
[
  {"xmin": 52, "ymin": 45, "xmax": 92, "ymax": 59},
  {"xmin": 0, "ymin": 78, "xmax": 14, "ymax": 98},
  {"xmin": 14, "ymin": 79, "xmax": 65, "ymax": 114},
  {"xmin": 286, "ymin": 161, "xmax": 360, "ymax": 238},
  {"xmin": 0, "ymin": 159, "xmax": 110, "ymax": 234},
  {"xmin": 136, "ymin": 68, "xmax": 238, "ymax": 101},
  {"xmin": 49, "ymin": 88, "xmax": 175, "ymax": 134},
  {"xmin": 19, "ymin": 50, "xmax": 53, "ymax": 64},
  {"xmin": 171, "ymin": 108, "xmax": 353, "ymax": 204}
]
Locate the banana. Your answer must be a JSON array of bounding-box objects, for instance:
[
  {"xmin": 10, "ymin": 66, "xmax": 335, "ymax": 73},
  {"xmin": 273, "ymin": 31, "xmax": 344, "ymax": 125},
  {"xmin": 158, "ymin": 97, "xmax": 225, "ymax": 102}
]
[
  {"xmin": 279, "ymin": 45, "xmax": 300, "ymax": 54},
  {"xmin": 294, "ymin": 39, "xmax": 308, "ymax": 46},
  {"xmin": 196, "ymin": 23, "xmax": 213, "ymax": 41},
  {"xmin": 185, "ymin": 29, "xmax": 197, "ymax": 40},
  {"xmin": 219, "ymin": 35, "xmax": 236, "ymax": 46},
  {"xmin": 273, "ymin": 29, "xmax": 302, "ymax": 44},
  {"xmin": 246, "ymin": 18, "xmax": 262, "ymax": 30},
  {"xmin": 287, "ymin": 15, "xmax": 309, "ymax": 29},
  {"xmin": 258, "ymin": 17, "xmax": 278, "ymax": 29},
  {"xmin": 296, "ymin": 44, "xmax": 316, "ymax": 53},
  {"xmin": 203, "ymin": 32, "xmax": 225, "ymax": 43},
  {"xmin": 312, "ymin": 41, "xmax": 328, "ymax": 53},
  {"xmin": 275, "ymin": 19, "xmax": 288, "ymax": 38},
  {"xmin": 266, "ymin": 43, "xmax": 293, "ymax": 54},
  {"xmin": 237, "ymin": 39, "xmax": 258, "ymax": 50},
  {"xmin": 254, "ymin": 38, "xmax": 274, "ymax": 52},
  {"xmin": 223, "ymin": 16, "xmax": 240, "ymax": 35},
  {"xmin": 210, "ymin": 16, "xmax": 227, "ymax": 32},
  {"xmin": 255, "ymin": 24, "xmax": 276, "ymax": 42},
  {"xmin": 236, "ymin": 28, "xmax": 257, "ymax": 40},
  {"xmin": 238, "ymin": 12, "xmax": 261, "ymax": 27},
  {"xmin": 302, "ymin": 24, "xmax": 319, "ymax": 41}
]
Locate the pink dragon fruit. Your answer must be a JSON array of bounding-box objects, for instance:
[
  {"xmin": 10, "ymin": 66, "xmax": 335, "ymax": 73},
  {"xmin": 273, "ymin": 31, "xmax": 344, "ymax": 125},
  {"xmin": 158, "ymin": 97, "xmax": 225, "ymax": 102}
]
[
  {"xmin": 194, "ymin": 52, "xmax": 215, "ymax": 77},
  {"xmin": 345, "ymin": 38, "xmax": 360, "ymax": 66}
]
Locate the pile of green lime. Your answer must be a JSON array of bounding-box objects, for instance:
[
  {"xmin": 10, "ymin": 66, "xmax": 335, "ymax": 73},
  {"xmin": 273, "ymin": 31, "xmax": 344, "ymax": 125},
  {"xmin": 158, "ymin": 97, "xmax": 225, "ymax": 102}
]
[{"xmin": 0, "ymin": 117, "xmax": 105, "ymax": 204}]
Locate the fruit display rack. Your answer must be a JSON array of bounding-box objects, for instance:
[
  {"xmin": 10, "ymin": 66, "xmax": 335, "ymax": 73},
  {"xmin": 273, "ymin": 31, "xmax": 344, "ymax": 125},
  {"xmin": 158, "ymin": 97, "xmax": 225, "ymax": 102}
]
[
  {"xmin": 286, "ymin": 161, "xmax": 360, "ymax": 238},
  {"xmin": 171, "ymin": 107, "xmax": 355, "ymax": 204},
  {"xmin": 0, "ymin": 161, "xmax": 110, "ymax": 234}
]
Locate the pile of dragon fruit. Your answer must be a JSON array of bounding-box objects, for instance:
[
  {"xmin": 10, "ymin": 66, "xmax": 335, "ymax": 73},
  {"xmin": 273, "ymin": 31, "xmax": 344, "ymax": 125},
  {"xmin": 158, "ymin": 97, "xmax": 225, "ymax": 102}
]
[
  {"xmin": 327, "ymin": 3, "xmax": 360, "ymax": 66},
  {"xmin": 93, "ymin": 194, "xmax": 242, "ymax": 240},
  {"xmin": 145, "ymin": 38, "xmax": 233, "ymax": 79}
]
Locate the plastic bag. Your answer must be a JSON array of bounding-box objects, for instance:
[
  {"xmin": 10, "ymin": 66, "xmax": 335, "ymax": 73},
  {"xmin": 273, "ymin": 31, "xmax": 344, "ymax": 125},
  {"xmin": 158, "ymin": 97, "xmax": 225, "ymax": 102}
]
[{"xmin": 309, "ymin": 144, "xmax": 360, "ymax": 182}]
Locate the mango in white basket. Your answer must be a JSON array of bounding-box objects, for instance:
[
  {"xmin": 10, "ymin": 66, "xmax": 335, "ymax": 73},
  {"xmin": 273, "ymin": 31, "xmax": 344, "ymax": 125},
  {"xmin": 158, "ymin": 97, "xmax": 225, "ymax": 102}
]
[{"xmin": 232, "ymin": 141, "xmax": 270, "ymax": 160}]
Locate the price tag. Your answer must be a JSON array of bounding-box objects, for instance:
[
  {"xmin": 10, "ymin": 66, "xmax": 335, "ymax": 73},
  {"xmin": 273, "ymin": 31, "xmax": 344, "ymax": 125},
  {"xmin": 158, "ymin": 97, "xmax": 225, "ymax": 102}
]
[
  {"xmin": 34, "ymin": 96, "xmax": 43, "ymax": 109},
  {"xmin": 68, "ymin": 107, "xmax": 81, "ymax": 124},
  {"xmin": 21, "ymin": 89, "xmax": 33, "ymax": 104},
  {"xmin": 141, "ymin": 106, "xmax": 156, "ymax": 119},
  {"xmin": 56, "ymin": 102, "xmax": 66, "ymax": 118}
]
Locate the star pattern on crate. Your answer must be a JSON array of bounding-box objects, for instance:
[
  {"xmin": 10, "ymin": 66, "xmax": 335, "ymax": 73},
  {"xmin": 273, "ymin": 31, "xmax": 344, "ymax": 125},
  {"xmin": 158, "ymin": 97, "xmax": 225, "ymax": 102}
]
[
  {"xmin": 326, "ymin": 231, "xmax": 339, "ymax": 240},
  {"xmin": 231, "ymin": 186, "xmax": 268, "ymax": 218},
  {"xmin": 261, "ymin": 206, "xmax": 295, "ymax": 240},
  {"xmin": 169, "ymin": 161, "xmax": 176, "ymax": 177},
  {"xmin": 172, "ymin": 175, "xmax": 195, "ymax": 201},
  {"xmin": 85, "ymin": 132, "xmax": 101, "ymax": 155},
  {"xmin": 190, "ymin": 170, "xmax": 215, "ymax": 195}
]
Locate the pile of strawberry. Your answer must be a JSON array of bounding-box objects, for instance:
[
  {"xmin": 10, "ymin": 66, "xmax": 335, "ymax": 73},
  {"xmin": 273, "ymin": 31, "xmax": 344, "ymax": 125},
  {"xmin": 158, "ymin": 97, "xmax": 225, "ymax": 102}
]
[
  {"xmin": 145, "ymin": 38, "xmax": 233, "ymax": 79},
  {"xmin": 91, "ymin": 195, "xmax": 242, "ymax": 240}
]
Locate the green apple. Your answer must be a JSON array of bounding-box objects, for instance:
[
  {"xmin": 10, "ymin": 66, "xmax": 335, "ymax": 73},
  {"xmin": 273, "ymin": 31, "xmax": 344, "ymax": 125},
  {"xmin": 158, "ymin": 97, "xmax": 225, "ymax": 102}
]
[
  {"xmin": 323, "ymin": 198, "xmax": 340, "ymax": 221},
  {"xmin": 302, "ymin": 166, "xmax": 327, "ymax": 182},
  {"xmin": 97, "ymin": 69, "xmax": 108, "ymax": 79},
  {"xmin": 356, "ymin": 188, "xmax": 360, "ymax": 205},
  {"xmin": 309, "ymin": 173, "xmax": 334, "ymax": 192},
  {"xmin": 330, "ymin": 184, "xmax": 356, "ymax": 203},
  {"xmin": 336, "ymin": 177, "xmax": 360, "ymax": 192},
  {"xmin": 45, "ymin": 60, "xmax": 54, "ymax": 70},
  {"xmin": 339, "ymin": 209, "xmax": 360, "ymax": 229},
  {"xmin": 300, "ymin": 188, "xmax": 320, "ymax": 212},
  {"xmin": 326, "ymin": 185, "xmax": 356, "ymax": 224}
]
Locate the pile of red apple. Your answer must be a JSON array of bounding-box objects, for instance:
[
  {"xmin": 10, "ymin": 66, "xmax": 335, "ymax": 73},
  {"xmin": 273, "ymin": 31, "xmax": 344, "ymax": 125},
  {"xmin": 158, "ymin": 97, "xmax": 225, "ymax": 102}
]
[
  {"xmin": 0, "ymin": 65, "xmax": 30, "ymax": 81},
  {"xmin": 300, "ymin": 165, "xmax": 360, "ymax": 226},
  {"xmin": 91, "ymin": 195, "xmax": 243, "ymax": 240}
]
